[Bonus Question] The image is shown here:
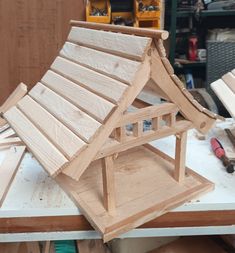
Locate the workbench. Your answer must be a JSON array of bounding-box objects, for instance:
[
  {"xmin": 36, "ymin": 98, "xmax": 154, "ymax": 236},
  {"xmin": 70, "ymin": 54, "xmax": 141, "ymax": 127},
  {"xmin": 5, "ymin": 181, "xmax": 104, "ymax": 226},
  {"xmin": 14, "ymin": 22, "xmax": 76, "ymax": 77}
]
[{"xmin": 1, "ymin": 119, "xmax": 235, "ymax": 242}]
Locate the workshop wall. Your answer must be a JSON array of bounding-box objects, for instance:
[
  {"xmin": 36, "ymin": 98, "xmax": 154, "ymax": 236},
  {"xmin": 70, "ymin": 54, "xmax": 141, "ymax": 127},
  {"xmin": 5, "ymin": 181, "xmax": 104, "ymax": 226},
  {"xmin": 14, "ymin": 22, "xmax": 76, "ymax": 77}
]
[{"xmin": 0, "ymin": 0, "xmax": 85, "ymax": 104}]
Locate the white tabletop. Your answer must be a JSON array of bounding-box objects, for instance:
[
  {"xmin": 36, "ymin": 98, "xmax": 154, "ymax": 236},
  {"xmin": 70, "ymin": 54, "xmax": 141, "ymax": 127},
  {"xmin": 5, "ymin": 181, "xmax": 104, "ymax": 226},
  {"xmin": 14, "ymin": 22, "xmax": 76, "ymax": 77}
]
[{"xmin": 1, "ymin": 119, "xmax": 235, "ymax": 241}]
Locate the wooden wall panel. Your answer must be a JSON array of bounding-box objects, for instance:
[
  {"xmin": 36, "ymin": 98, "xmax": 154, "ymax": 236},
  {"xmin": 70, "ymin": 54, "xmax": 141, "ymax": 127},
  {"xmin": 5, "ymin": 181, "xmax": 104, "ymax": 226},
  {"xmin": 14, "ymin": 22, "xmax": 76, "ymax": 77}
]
[{"xmin": 0, "ymin": 0, "xmax": 85, "ymax": 104}]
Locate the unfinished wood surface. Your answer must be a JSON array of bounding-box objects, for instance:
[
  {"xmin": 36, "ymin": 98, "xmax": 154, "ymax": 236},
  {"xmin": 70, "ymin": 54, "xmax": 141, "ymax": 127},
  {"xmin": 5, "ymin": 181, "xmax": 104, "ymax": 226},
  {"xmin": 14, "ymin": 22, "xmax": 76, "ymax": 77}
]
[
  {"xmin": 0, "ymin": 146, "xmax": 26, "ymax": 206},
  {"xmin": 70, "ymin": 21, "xmax": 169, "ymax": 40},
  {"xmin": 29, "ymin": 83, "xmax": 101, "ymax": 143},
  {"xmin": 118, "ymin": 103, "xmax": 178, "ymax": 127},
  {"xmin": 148, "ymin": 236, "xmax": 227, "ymax": 253},
  {"xmin": 133, "ymin": 121, "xmax": 143, "ymax": 137},
  {"xmin": 174, "ymin": 132, "xmax": 187, "ymax": 183},
  {"xmin": 49, "ymin": 57, "xmax": 128, "ymax": 104},
  {"xmin": 0, "ymin": 83, "xmax": 27, "ymax": 114},
  {"xmin": 151, "ymin": 48, "xmax": 216, "ymax": 133},
  {"xmin": 222, "ymin": 72, "xmax": 235, "ymax": 93},
  {"xmin": 60, "ymin": 42, "xmax": 140, "ymax": 85},
  {"xmin": 77, "ymin": 240, "xmax": 111, "ymax": 253},
  {"xmin": 0, "ymin": 128, "xmax": 15, "ymax": 139},
  {"xmin": 39, "ymin": 70, "xmax": 115, "ymax": 123},
  {"xmin": 68, "ymin": 26, "xmax": 152, "ymax": 61},
  {"xmin": 56, "ymin": 145, "xmax": 213, "ymax": 242},
  {"xmin": 62, "ymin": 55, "xmax": 151, "ymax": 181},
  {"xmin": 211, "ymin": 79, "xmax": 235, "ymax": 118},
  {"xmin": 17, "ymin": 95, "xmax": 86, "ymax": 160},
  {"xmin": 102, "ymin": 156, "xmax": 116, "ymax": 215},
  {"xmin": 0, "ymin": 124, "xmax": 10, "ymax": 134},
  {"xmin": 4, "ymin": 107, "xmax": 68, "ymax": 177},
  {"xmin": 96, "ymin": 120, "xmax": 192, "ymax": 160},
  {"xmin": 0, "ymin": 137, "xmax": 23, "ymax": 148}
]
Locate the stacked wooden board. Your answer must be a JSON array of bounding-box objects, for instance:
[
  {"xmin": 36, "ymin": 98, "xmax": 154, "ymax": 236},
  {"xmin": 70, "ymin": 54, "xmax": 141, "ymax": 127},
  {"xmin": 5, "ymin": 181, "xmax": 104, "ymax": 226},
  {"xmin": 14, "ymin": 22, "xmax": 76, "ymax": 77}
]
[
  {"xmin": 0, "ymin": 21, "xmax": 219, "ymax": 241},
  {"xmin": 211, "ymin": 71, "xmax": 235, "ymax": 119}
]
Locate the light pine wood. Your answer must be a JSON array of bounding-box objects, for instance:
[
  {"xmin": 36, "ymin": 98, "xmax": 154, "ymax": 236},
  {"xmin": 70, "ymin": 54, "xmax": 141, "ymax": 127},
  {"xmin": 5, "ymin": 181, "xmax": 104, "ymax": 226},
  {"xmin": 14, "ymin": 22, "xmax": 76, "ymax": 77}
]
[
  {"xmin": 0, "ymin": 124, "xmax": 10, "ymax": 134},
  {"xmin": 62, "ymin": 54, "xmax": 151, "ymax": 181},
  {"xmin": 4, "ymin": 107, "xmax": 68, "ymax": 177},
  {"xmin": 102, "ymin": 156, "xmax": 116, "ymax": 215},
  {"xmin": 0, "ymin": 146, "xmax": 26, "ymax": 206},
  {"xmin": 0, "ymin": 137, "xmax": 23, "ymax": 148},
  {"xmin": 77, "ymin": 240, "xmax": 111, "ymax": 253},
  {"xmin": 222, "ymin": 72, "xmax": 235, "ymax": 93},
  {"xmin": 0, "ymin": 83, "xmax": 27, "ymax": 114},
  {"xmin": 17, "ymin": 95, "xmax": 86, "ymax": 159},
  {"xmin": 151, "ymin": 47, "xmax": 216, "ymax": 133},
  {"xmin": 56, "ymin": 145, "xmax": 213, "ymax": 242},
  {"xmin": 113, "ymin": 127, "xmax": 126, "ymax": 143},
  {"xmin": 95, "ymin": 120, "xmax": 192, "ymax": 160},
  {"xmin": 152, "ymin": 117, "xmax": 161, "ymax": 130},
  {"xmin": 26, "ymin": 242, "xmax": 40, "ymax": 253},
  {"xmin": 70, "ymin": 21, "xmax": 169, "ymax": 40},
  {"xmin": 0, "ymin": 128, "xmax": 15, "ymax": 139},
  {"xmin": 118, "ymin": 103, "xmax": 178, "ymax": 127},
  {"xmin": 40, "ymin": 69, "xmax": 115, "ymax": 123},
  {"xmin": 174, "ymin": 132, "xmax": 187, "ymax": 183},
  {"xmin": 211, "ymin": 79, "xmax": 235, "ymax": 118},
  {"xmin": 49, "ymin": 57, "xmax": 128, "ymax": 104},
  {"xmin": 68, "ymin": 26, "xmax": 152, "ymax": 61},
  {"xmin": 133, "ymin": 121, "xmax": 143, "ymax": 137},
  {"xmin": 60, "ymin": 42, "xmax": 140, "ymax": 85},
  {"xmin": 29, "ymin": 83, "xmax": 101, "ymax": 143}
]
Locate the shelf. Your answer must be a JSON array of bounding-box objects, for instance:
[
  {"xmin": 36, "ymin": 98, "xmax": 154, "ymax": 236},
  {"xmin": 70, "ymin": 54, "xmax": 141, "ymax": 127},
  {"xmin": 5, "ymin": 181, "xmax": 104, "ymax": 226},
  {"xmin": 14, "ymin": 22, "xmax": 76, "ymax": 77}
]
[
  {"xmin": 176, "ymin": 9, "xmax": 235, "ymax": 18},
  {"xmin": 174, "ymin": 61, "xmax": 206, "ymax": 69}
]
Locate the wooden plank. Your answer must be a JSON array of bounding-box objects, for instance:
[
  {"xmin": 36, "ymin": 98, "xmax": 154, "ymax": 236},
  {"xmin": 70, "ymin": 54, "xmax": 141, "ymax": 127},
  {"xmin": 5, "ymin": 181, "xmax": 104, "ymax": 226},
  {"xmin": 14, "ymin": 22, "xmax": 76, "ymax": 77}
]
[
  {"xmin": 174, "ymin": 132, "xmax": 187, "ymax": 183},
  {"xmin": 0, "ymin": 128, "xmax": 15, "ymax": 139},
  {"xmin": 211, "ymin": 79, "xmax": 235, "ymax": 118},
  {"xmin": 118, "ymin": 103, "xmax": 178, "ymax": 127},
  {"xmin": 4, "ymin": 107, "xmax": 68, "ymax": 177},
  {"xmin": 70, "ymin": 21, "xmax": 169, "ymax": 40},
  {"xmin": 0, "ymin": 124, "xmax": 10, "ymax": 134},
  {"xmin": 62, "ymin": 55, "xmax": 151, "ymax": 181},
  {"xmin": 17, "ymin": 95, "xmax": 86, "ymax": 160},
  {"xmin": 0, "ymin": 137, "xmax": 23, "ymax": 148},
  {"xmin": 49, "ymin": 57, "xmax": 128, "ymax": 104},
  {"xmin": 0, "ymin": 146, "xmax": 26, "ymax": 207},
  {"xmin": 29, "ymin": 83, "xmax": 101, "ymax": 143},
  {"xmin": 40, "ymin": 70, "xmax": 115, "ymax": 123},
  {"xmin": 101, "ymin": 156, "xmax": 116, "ymax": 215},
  {"xmin": 95, "ymin": 120, "xmax": 192, "ymax": 160},
  {"xmin": 68, "ymin": 26, "xmax": 152, "ymax": 61},
  {"xmin": 0, "ymin": 83, "xmax": 27, "ymax": 114},
  {"xmin": 133, "ymin": 121, "xmax": 143, "ymax": 137},
  {"xmin": 222, "ymin": 72, "xmax": 235, "ymax": 93},
  {"xmin": 60, "ymin": 42, "xmax": 140, "ymax": 85},
  {"xmin": 77, "ymin": 240, "xmax": 111, "ymax": 253}
]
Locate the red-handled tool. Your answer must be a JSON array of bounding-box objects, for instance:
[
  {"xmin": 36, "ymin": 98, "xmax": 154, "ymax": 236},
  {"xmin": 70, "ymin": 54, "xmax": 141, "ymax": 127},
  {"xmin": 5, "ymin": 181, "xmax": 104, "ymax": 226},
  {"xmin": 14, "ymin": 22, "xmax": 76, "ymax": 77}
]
[{"xmin": 210, "ymin": 138, "xmax": 234, "ymax": 173}]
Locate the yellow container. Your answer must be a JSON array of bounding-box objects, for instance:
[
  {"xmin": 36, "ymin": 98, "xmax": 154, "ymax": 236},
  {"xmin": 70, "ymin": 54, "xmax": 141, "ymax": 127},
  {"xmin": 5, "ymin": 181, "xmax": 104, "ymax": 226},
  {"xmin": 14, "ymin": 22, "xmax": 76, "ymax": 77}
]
[
  {"xmin": 86, "ymin": 0, "xmax": 111, "ymax": 23},
  {"xmin": 134, "ymin": 0, "xmax": 161, "ymax": 20},
  {"xmin": 134, "ymin": 18, "xmax": 160, "ymax": 29}
]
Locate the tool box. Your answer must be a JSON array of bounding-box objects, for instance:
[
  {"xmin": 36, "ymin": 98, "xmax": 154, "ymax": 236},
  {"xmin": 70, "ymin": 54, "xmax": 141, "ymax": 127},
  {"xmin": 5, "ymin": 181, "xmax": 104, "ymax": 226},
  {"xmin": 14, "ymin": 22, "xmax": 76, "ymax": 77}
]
[{"xmin": 86, "ymin": 0, "xmax": 111, "ymax": 23}]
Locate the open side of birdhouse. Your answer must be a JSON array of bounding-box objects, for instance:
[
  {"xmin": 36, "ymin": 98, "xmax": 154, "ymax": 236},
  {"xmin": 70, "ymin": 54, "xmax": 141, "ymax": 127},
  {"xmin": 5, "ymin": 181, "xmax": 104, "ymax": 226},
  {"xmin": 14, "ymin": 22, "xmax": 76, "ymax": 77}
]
[{"xmin": 0, "ymin": 21, "xmax": 219, "ymax": 242}]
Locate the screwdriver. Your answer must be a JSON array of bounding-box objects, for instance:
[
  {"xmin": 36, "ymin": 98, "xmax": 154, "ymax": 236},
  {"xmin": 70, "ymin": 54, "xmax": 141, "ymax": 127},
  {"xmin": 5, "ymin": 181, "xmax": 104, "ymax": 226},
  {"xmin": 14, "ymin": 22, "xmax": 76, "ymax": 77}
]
[{"xmin": 210, "ymin": 138, "xmax": 234, "ymax": 173}]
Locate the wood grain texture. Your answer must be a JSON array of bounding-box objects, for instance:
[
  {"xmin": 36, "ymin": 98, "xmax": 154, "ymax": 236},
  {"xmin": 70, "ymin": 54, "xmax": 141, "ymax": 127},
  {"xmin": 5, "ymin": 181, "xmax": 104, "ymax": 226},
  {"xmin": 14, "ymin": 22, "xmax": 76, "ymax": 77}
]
[
  {"xmin": 40, "ymin": 68, "xmax": 116, "ymax": 123},
  {"xmin": 211, "ymin": 79, "xmax": 235, "ymax": 118},
  {"xmin": 29, "ymin": 83, "xmax": 101, "ymax": 143},
  {"xmin": 0, "ymin": 0, "xmax": 85, "ymax": 105},
  {"xmin": 49, "ymin": 57, "xmax": 128, "ymax": 103},
  {"xmin": 68, "ymin": 26, "xmax": 152, "ymax": 61},
  {"xmin": 70, "ymin": 21, "xmax": 169, "ymax": 40},
  {"xmin": 0, "ymin": 146, "xmax": 26, "ymax": 207},
  {"xmin": 17, "ymin": 95, "xmax": 86, "ymax": 160},
  {"xmin": 60, "ymin": 42, "xmax": 140, "ymax": 85},
  {"xmin": 4, "ymin": 107, "xmax": 68, "ymax": 177},
  {"xmin": 0, "ymin": 137, "xmax": 23, "ymax": 148},
  {"xmin": 222, "ymin": 72, "xmax": 235, "ymax": 93}
]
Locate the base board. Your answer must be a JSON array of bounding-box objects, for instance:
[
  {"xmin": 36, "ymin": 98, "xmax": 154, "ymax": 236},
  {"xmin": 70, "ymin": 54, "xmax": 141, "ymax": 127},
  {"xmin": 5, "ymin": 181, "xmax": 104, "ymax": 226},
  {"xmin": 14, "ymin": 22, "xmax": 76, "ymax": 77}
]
[{"xmin": 56, "ymin": 144, "xmax": 214, "ymax": 242}]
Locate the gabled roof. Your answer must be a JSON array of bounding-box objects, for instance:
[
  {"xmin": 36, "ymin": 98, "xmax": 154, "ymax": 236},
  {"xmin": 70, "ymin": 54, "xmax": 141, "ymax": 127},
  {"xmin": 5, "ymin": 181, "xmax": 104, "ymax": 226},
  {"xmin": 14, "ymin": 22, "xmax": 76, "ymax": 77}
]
[{"xmin": 3, "ymin": 21, "xmax": 218, "ymax": 180}]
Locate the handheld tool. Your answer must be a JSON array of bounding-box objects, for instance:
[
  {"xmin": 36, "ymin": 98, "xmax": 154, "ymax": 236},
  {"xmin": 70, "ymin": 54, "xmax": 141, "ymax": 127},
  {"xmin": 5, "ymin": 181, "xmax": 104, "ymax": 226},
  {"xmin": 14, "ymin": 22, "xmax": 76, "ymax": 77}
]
[{"xmin": 210, "ymin": 137, "xmax": 234, "ymax": 173}]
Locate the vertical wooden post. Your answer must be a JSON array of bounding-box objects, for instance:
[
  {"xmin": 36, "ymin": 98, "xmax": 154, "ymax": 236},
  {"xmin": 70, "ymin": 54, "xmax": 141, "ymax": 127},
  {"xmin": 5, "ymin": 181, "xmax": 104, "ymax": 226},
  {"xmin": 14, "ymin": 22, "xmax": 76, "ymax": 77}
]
[
  {"xmin": 174, "ymin": 131, "xmax": 187, "ymax": 183},
  {"xmin": 133, "ymin": 121, "xmax": 143, "ymax": 137},
  {"xmin": 113, "ymin": 127, "xmax": 126, "ymax": 142},
  {"xmin": 101, "ymin": 156, "xmax": 116, "ymax": 215},
  {"xmin": 152, "ymin": 116, "xmax": 161, "ymax": 130}
]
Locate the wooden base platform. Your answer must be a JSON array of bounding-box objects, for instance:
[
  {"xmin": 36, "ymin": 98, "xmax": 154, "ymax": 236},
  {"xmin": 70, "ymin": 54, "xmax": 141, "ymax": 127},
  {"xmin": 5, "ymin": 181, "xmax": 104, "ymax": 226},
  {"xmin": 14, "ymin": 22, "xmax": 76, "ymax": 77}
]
[{"xmin": 56, "ymin": 144, "xmax": 214, "ymax": 242}]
